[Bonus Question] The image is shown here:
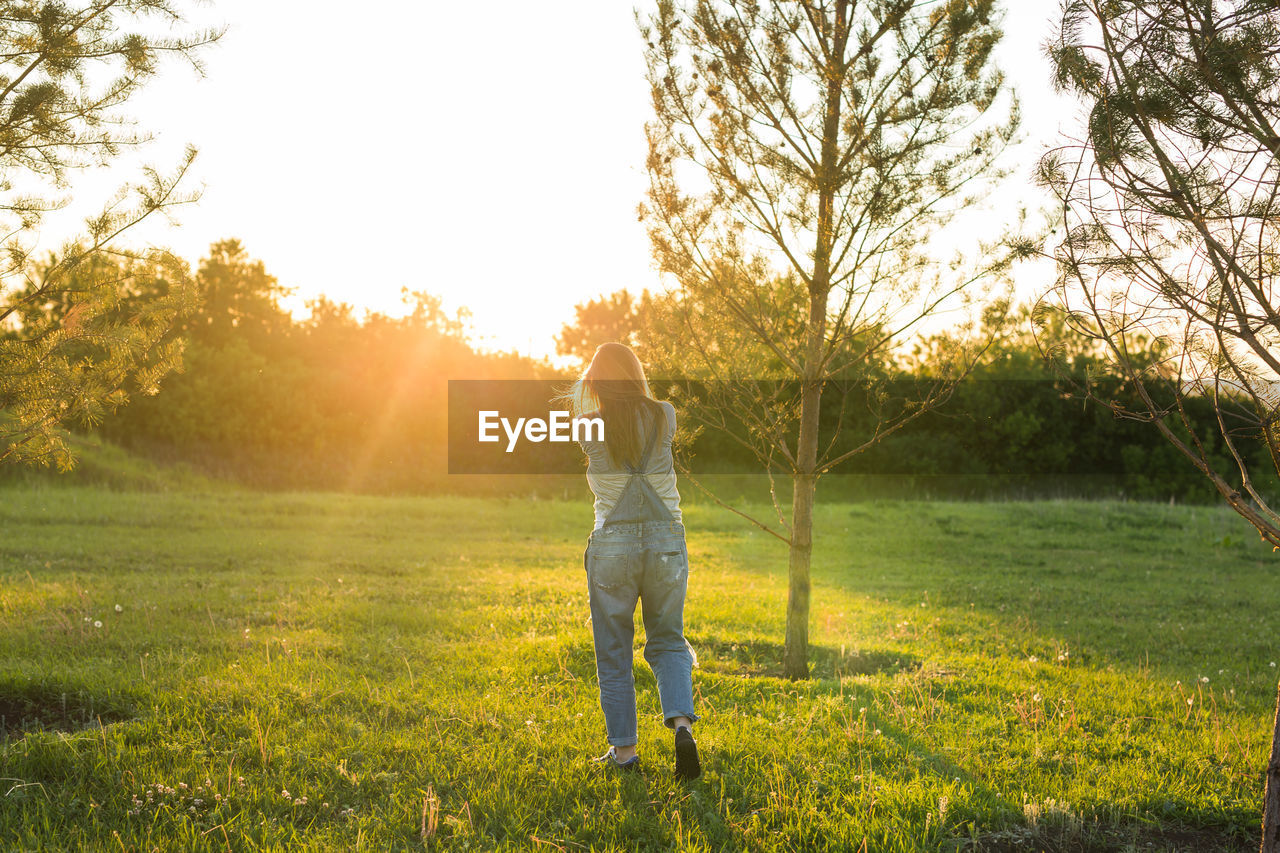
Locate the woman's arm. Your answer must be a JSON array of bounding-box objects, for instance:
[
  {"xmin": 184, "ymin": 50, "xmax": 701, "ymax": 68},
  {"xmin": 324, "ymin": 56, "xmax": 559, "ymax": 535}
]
[{"xmin": 662, "ymin": 400, "xmax": 677, "ymax": 446}]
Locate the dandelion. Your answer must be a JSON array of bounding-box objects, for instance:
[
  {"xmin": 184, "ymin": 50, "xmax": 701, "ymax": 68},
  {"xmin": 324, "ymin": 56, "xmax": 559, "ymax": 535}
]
[
  {"xmin": 83, "ymin": 616, "xmax": 91, "ymax": 622},
  {"xmin": 115, "ymin": 604, "xmax": 123, "ymax": 613},
  {"xmin": 94, "ymin": 620, "xmax": 102, "ymax": 628},
  {"xmin": 859, "ymin": 707, "xmax": 867, "ymax": 714},
  {"xmin": 1199, "ymin": 676, "xmax": 1209, "ymax": 683},
  {"xmin": 1271, "ymin": 662, "xmax": 1276, "ymax": 668},
  {"xmin": 1187, "ymin": 697, "xmax": 1194, "ymax": 705},
  {"xmin": 874, "ymin": 728, "xmax": 882, "ymax": 735}
]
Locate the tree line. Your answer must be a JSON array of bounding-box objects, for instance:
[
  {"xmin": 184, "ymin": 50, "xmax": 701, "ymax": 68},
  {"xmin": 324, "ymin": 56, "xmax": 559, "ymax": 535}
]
[{"xmin": 5, "ymin": 237, "xmax": 1269, "ymax": 502}]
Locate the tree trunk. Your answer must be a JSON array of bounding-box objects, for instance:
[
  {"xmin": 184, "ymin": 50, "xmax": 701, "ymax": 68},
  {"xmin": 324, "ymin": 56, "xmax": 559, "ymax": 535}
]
[
  {"xmin": 782, "ymin": 0, "xmax": 845, "ymax": 682},
  {"xmin": 784, "ymin": 463, "xmax": 817, "ymax": 681},
  {"xmin": 784, "ymin": 368, "xmax": 822, "ymax": 680},
  {"xmin": 1263, "ymin": 679, "xmax": 1280, "ymax": 853}
]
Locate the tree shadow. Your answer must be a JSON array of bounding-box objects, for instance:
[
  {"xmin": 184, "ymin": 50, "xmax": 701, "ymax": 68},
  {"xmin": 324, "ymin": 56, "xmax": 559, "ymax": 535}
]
[
  {"xmin": 551, "ymin": 633, "xmax": 919, "ymax": 685},
  {"xmin": 690, "ymin": 634, "xmax": 920, "ymax": 680}
]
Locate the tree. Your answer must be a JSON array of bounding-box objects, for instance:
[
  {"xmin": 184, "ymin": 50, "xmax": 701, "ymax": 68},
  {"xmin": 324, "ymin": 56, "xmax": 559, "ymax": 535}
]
[
  {"xmin": 0, "ymin": 1, "xmax": 221, "ymax": 469},
  {"xmin": 185, "ymin": 238, "xmax": 294, "ymax": 346},
  {"xmin": 1039, "ymin": 1, "xmax": 1280, "ymax": 847},
  {"xmin": 638, "ymin": 0, "xmax": 1025, "ymax": 678},
  {"xmin": 555, "ymin": 289, "xmax": 651, "ymax": 365}
]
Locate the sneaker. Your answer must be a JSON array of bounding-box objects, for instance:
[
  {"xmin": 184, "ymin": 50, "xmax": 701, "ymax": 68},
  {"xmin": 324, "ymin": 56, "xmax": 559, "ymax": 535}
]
[
  {"xmin": 593, "ymin": 746, "xmax": 641, "ymax": 773},
  {"xmin": 674, "ymin": 726, "xmax": 700, "ymax": 780}
]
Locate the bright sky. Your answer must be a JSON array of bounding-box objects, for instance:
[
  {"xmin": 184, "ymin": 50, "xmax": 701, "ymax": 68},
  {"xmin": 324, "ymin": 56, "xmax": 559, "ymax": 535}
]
[{"xmin": 40, "ymin": 0, "xmax": 1077, "ymax": 361}]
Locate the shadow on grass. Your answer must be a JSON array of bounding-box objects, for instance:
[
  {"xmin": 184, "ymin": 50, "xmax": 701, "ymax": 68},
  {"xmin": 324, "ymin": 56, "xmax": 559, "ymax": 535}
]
[
  {"xmin": 0, "ymin": 681, "xmax": 138, "ymax": 739},
  {"xmin": 690, "ymin": 635, "xmax": 920, "ymax": 680},
  {"xmin": 959, "ymin": 820, "xmax": 1252, "ymax": 852},
  {"xmin": 553, "ymin": 630, "xmax": 1252, "ymax": 852},
  {"xmin": 554, "ymin": 633, "xmax": 920, "ymax": 684}
]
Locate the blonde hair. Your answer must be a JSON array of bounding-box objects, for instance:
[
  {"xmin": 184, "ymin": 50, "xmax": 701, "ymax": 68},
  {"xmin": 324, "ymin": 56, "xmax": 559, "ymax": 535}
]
[{"xmin": 559, "ymin": 342, "xmax": 662, "ymax": 468}]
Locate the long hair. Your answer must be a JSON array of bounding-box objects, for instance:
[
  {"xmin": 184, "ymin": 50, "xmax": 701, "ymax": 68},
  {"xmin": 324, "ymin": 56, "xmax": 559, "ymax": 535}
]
[{"xmin": 559, "ymin": 342, "xmax": 662, "ymax": 468}]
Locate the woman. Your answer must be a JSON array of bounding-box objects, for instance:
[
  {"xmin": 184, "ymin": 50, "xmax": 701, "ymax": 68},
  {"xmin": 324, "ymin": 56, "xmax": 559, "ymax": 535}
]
[{"xmin": 563, "ymin": 342, "xmax": 701, "ymax": 779}]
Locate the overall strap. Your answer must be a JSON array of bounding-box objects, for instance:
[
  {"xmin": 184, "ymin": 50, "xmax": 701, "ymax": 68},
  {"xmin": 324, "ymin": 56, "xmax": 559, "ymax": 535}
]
[{"xmin": 599, "ymin": 405, "xmax": 673, "ymax": 529}]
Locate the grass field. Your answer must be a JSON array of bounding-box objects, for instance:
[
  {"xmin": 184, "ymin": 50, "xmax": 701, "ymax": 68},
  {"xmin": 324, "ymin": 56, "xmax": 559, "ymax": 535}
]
[{"xmin": 0, "ymin": 486, "xmax": 1276, "ymax": 851}]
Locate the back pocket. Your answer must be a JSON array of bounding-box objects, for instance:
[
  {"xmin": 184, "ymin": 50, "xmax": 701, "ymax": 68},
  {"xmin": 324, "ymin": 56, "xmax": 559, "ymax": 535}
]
[
  {"xmin": 586, "ymin": 552, "xmax": 630, "ymax": 591},
  {"xmin": 654, "ymin": 548, "xmax": 688, "ymax": 586}
]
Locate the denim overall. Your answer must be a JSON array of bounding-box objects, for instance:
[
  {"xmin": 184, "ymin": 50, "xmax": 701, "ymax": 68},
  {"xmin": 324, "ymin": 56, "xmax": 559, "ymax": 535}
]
[{"xmin": 583, "ymin": 419, "xmax": 700, "ymax": 747}]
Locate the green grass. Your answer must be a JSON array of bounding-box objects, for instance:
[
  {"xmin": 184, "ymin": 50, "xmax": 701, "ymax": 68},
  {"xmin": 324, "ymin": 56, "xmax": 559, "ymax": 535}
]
[
  {"xmin": 0, "ymin": 433, "xmax": 221, "ymax": 493},
  {"xmin": 0, "ymin": 487, "xmax": 1275, "ymax": 851}
]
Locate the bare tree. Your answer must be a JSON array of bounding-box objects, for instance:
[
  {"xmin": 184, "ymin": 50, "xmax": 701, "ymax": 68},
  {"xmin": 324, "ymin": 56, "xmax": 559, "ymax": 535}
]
[
  {"xmin": 638, "ymin": 0, "xmax": 1025, "ymax": 678},
  {"xmin": 1039, "ymin": 0, "xmax": 1280, "ymax": 847}
]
